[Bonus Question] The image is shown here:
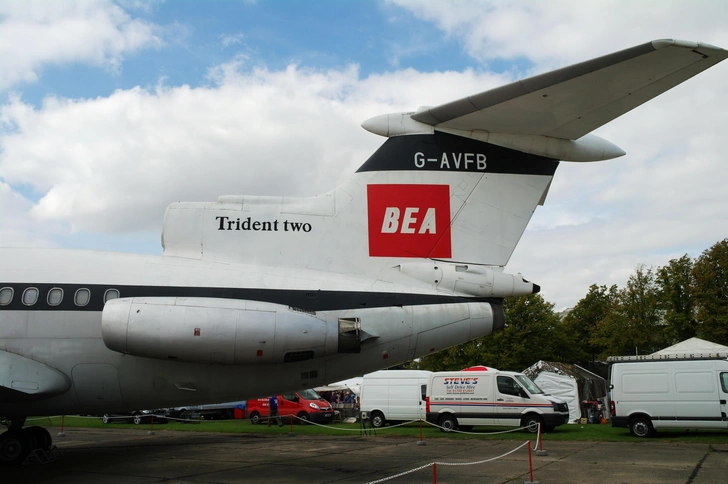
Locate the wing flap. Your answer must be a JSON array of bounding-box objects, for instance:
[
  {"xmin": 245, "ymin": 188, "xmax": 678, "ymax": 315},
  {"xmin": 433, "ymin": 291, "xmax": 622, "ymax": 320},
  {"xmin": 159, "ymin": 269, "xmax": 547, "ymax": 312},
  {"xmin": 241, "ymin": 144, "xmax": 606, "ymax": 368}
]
[{"xmin": 412, "ymin": 40, "xmax": 728, "ymax": 140}]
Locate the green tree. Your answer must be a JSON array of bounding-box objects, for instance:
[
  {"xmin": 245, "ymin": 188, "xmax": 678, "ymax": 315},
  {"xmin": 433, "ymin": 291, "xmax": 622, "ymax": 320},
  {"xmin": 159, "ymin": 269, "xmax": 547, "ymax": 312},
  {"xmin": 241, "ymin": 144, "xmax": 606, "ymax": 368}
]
[
  {"xmin": 417, "ymin": 294, "xmax": 572, "ymax": 372},
  {"xmin": 559, "ymin": 284, "xmax": 618, "ymax": 364},
  {"xmin": 656, "ymin": 254, "xmax": 697, "ymax": 342},
  {"xmin": 593, "ymin": 265, "xmax": 666, "ymax": 358},
  {"xmin": 693, "ymin": 239, "xmax": 728, "ymax": 345}
]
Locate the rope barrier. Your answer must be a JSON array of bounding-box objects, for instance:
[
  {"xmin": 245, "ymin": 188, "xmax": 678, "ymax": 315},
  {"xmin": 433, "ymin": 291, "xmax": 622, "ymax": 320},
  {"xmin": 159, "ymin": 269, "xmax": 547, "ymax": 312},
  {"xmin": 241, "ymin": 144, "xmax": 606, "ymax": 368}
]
[{"xmin": 364, "ymin": 440, "xmax": 530, "ymax": 484}]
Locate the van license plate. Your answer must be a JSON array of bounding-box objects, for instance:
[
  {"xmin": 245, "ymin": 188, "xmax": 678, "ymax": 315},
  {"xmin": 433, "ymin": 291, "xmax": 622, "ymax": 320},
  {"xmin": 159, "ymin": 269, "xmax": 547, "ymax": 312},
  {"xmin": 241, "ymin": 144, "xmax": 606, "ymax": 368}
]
[{"xmin": 324, "ymin": 413, "xmax": 332, "ymax": 417}]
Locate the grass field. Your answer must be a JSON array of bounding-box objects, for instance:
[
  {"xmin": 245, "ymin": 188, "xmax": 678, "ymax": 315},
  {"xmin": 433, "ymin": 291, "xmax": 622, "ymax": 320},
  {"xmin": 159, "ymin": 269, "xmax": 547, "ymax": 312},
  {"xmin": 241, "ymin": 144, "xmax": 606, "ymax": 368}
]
[{"xmin": 29, "ymin": 415, "xmax": 728, "ymax": 445}]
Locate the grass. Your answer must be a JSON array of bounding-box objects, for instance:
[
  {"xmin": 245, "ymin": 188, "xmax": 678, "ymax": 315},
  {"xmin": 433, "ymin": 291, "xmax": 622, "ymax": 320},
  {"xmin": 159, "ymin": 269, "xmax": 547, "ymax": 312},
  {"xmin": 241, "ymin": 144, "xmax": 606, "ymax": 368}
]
[{"xmin": 29, "ymin": 416, "xmax": 728, "ymax": 445}]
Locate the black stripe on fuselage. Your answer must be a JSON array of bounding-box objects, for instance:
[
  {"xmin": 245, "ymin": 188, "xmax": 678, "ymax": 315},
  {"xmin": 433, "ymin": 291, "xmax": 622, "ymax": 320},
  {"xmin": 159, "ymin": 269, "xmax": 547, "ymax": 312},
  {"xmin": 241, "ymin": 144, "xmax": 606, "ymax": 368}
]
[
  {"xmin": 0, "ymin": 283, "xmax": 502, "ymax": 312},
  {"xmin": 356, "ymin": 132, "xmax": 559, "ymax": 175}
]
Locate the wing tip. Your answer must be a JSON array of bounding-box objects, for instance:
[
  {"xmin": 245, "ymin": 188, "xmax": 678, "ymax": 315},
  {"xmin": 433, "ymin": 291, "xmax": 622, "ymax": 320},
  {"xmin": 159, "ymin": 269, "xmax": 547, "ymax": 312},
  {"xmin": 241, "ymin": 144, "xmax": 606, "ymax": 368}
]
[{"xmin": 652, "ymin": 39, "xmax": 728, "ymax": 58}]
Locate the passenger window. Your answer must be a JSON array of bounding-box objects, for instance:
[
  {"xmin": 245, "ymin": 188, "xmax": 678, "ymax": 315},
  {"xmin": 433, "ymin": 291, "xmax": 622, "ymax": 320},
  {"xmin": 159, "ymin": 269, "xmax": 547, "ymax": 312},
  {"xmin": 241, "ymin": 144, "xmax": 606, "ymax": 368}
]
[
  {"xmin": 47, "ymin": 287, "xmax": 63, "ymax": 306},
  {"xmin": 281, "ymin": 392, "xmax": 297, "ymax": 402},
  {"xmin": 721, "ymin": 373, "xmax": 728, "ymax": 393},
  {"xmin": 22, "ymin": 287, "xmax": 39, "ymax": 306},
  {"xmin": 0, "ymin": 287, "xmax": 13, "ymax": 305},
  {"xmin": 421, "ymin": 384, "xmax": 427, "ymax": 401},
  {"xmin": 104, "ymin": 289, "xmax": 120, "ymax": 303},
  {"xmin": 74, "ymin": 288, "xmax": 91, "ymax": 307}
]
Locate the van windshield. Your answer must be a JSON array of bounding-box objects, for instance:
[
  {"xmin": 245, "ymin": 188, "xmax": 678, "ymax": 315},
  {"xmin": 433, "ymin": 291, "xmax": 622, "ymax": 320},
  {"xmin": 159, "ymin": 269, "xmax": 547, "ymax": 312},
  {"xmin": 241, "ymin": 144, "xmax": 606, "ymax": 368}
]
[
  {"xmin": 514, "ymin": 375, "xmax": 544, "ymax": 395},
  {"xmin": 298, "ymin": 389, "xmax": 323, "ymax": 400}
]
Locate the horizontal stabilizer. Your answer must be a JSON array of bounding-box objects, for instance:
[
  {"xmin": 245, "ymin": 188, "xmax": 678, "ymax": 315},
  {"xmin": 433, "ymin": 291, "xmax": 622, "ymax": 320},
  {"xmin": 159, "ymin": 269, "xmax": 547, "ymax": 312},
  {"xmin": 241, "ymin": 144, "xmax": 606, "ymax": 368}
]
[{"xmin": 411, "ymin": 39, "xmax": 728, "ymax": 141}]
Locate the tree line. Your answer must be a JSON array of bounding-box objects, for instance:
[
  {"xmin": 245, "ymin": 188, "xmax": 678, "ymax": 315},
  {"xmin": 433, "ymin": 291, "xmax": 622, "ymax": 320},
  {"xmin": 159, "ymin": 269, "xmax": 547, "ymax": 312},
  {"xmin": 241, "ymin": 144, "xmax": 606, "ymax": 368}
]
[{"xmin": 412, "ymin": 238, "xmax": 728, "ymax": 374}]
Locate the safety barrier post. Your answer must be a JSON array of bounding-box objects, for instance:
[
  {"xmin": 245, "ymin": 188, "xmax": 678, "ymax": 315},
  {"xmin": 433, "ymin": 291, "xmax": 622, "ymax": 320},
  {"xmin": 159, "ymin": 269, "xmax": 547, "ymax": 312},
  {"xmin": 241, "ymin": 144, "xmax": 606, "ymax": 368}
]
[
  {"xmin": 535, "ymin": 423, "xmax": 547, "ymax": 456},
  {"xmin": 58, "ymin": 415, "xmax": 66, "ymax": 437},
  {"xmin": 432, "ymin": 462, "xmax": 437, "ymax": 484},
  {"xmin": 417, "ymin": 418, "xmax": 426, "ymax": 446},
  {"xmin": 148, "ymin": 414, "xmax": 155, "ymax": 435},
  {"xmin": 524, "ymin": 441, "xmax": 540, "ymax": 484},
  {"xmin": 287, "ymin": 415, "xmax": 296, "ymax": 437}
]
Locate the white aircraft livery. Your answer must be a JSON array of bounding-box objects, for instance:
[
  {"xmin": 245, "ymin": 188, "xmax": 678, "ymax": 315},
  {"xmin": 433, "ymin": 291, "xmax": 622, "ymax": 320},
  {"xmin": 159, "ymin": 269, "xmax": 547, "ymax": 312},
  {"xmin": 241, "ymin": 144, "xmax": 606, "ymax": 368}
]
[{"xmin": 1, "ymin": 39, "xmax": 726, "ymax": 464}]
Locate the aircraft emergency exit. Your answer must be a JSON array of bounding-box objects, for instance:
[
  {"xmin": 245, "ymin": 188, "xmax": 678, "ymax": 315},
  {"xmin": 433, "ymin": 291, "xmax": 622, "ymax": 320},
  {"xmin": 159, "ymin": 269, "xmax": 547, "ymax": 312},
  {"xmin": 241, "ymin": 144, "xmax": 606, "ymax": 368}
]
[{"xmin": 1, "ymin": 39, "xmax": 726, "ymax": 464}]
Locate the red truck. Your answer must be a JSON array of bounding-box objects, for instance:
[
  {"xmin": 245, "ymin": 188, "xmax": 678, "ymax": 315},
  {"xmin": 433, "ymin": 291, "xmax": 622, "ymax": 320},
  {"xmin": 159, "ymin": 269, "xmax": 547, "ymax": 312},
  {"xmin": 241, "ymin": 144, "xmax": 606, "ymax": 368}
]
[{"xmin": 247, "ymin": 390, "xmax": 335, "ymax": 424}]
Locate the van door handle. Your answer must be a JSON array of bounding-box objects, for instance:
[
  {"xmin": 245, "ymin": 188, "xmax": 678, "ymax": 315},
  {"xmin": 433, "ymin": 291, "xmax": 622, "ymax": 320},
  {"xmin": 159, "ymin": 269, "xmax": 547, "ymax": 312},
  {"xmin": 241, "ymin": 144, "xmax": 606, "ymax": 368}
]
[
  {"xmin": 721, "ymin": 399, "xmax": 726, "ymax": 404},
  {"xmin": 497, "ymin": 398, "xmax": 504, "ymax": 401}
]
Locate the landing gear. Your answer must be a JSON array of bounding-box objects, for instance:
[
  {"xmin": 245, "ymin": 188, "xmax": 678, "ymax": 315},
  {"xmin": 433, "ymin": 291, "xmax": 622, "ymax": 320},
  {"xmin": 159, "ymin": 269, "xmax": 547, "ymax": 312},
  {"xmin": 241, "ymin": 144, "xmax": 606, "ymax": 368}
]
[{"xmin": 0, "ymin": 417, "xmax": 55, "ymax": 466}]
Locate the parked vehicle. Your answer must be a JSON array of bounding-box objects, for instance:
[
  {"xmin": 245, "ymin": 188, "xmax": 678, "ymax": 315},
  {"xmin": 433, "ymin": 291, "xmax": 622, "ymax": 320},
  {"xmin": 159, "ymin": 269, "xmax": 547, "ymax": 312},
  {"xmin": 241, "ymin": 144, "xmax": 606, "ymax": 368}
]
[
  {"xmin": 100, "ymin": 410, "xmax": 168, "ymax": 425},
  {"xmin": 609, "ymin": 355, "xmax": 728, "ymax": 437},
  {"xmin": 425, "ymin": 366, "xmax": 569, "ymax": 433},
  {"xmin": 167, "ymin": 401, "xmax": 246, "ymax": 420},
  {"xmin": 360, "ymin": 370, "xmax": 431, "ymax": 428},
  {"xmin": 247, "ymin": 390, "xmax": 334, "ymax": 424}
]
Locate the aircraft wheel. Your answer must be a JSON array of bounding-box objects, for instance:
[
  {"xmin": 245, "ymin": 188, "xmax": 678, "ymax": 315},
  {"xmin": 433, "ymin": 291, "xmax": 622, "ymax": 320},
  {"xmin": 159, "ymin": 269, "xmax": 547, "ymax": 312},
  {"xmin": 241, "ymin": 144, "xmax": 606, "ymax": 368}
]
[
  {"xmin": 133, "ymin": 414, "xmax": 143, "ymax": 425},
  {"xmin": 26, "ymin": 427, "xmax": 52, "ymax": 449},
  {"xmin": 101, "ymin": 414, "xmax": 112, "ymax": 424},
  {"xmin": 0, "ymin": 430, "xmax": 31, "ymax": 466}
]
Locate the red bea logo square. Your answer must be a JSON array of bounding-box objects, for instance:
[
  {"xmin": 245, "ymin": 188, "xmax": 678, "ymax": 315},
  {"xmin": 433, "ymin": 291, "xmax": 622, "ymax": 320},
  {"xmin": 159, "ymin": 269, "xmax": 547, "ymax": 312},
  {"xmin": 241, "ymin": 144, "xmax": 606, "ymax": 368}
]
[{"xmin": 367, "ymin": 184, "xmax": 452, "ymax": 258}]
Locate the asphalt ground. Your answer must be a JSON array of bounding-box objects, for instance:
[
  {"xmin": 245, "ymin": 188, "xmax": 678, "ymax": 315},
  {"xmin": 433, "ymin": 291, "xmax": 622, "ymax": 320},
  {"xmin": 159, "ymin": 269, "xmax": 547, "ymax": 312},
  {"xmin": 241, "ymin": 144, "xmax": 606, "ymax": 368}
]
[{"xmin": 5, "ymin": 427, "xmax": 728, "ymax": 484}]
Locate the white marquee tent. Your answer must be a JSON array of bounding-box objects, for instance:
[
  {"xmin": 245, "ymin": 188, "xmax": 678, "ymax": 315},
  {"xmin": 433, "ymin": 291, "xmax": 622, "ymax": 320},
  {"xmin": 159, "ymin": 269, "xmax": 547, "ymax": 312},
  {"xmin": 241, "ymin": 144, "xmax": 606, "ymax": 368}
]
[{"xmin": 523, "ymin": 361, "xmax": 608, "ymax": 423}]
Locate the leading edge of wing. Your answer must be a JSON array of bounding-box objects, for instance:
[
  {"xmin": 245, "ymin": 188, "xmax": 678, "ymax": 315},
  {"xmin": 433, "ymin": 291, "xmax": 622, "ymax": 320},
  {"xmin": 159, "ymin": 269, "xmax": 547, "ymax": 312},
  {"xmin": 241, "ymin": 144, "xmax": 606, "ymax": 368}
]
[{"xmin": 411, "ymin": 39, "xmax": 728, "ymax": 141}]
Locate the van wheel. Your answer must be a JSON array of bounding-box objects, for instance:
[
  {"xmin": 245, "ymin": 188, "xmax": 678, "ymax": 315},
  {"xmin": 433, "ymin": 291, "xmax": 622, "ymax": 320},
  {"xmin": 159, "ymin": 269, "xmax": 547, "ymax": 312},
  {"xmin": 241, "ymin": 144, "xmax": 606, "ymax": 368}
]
[
  {"xmin": 297, "ymin": 412, "xmax": 310, "ymax": 425},
  {"xmin": 629, "ymin": 416, "xmax": 654, "ymax": 438},
  {"xmin": 101, "ymin": 414, "xmax": 112, "ymax": 424},
  {"xmin": 522, "ymin": 415, "xmax": 543, "ymax": 433},
  {"xmin": 370, "ymin": 411, "xmax": 385, "ymax": 428},
  {"xmin": 439, "ymin": 415, "xmax": 457, "ymax": 432},
  {"xmin": 250, "ymin": 412, "xmax": 261, "ymax": 425},
  {"xmin": 133, "ymin": 414, "xmax": 143, "ymax": 425}
]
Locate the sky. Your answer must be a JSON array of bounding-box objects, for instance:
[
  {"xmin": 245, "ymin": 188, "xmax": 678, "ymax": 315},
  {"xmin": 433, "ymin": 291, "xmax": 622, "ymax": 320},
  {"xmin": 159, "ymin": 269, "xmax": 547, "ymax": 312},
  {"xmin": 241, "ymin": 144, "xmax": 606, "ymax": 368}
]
[{"xmin": 1, "ymin": 0, "xmax": 727, "ymax": 310}]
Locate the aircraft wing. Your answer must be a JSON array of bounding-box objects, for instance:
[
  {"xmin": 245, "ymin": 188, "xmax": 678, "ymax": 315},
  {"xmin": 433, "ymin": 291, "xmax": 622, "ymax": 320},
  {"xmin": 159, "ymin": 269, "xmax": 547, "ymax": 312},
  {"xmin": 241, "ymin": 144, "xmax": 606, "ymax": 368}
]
[{"xmin": 411, "ymin": 39, "xmax": 728, "ymax": 140}]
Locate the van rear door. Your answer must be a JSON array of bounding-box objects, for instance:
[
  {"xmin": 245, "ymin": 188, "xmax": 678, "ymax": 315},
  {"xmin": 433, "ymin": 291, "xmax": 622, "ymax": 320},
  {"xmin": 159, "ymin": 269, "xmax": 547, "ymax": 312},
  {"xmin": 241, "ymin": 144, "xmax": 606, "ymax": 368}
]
[{"xmin": 718, "ymin": 370, "xmax": 728, "ymax": 427}]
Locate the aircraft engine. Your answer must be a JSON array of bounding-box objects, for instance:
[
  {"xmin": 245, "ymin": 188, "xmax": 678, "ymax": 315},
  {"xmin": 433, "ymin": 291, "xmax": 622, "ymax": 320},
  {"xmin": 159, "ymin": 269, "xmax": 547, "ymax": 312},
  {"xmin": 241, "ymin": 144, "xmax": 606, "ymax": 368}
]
[{"xmin": 101, "ymin": 297, "xmax": 360, "ymax": 365}]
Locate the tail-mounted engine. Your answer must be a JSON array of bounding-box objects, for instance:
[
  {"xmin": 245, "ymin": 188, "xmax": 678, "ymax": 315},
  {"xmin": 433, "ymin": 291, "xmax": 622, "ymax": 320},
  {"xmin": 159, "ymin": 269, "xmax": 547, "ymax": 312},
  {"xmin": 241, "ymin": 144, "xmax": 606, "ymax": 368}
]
[{"xmin": 101, "ymin": 297, "xmax": 361, "ymax": 365}]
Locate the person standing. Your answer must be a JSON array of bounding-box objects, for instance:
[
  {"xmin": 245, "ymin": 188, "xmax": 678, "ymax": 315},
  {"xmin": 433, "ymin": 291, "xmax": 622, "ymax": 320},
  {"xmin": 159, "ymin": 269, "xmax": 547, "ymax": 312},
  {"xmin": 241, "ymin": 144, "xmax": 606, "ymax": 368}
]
[{"xmin": 268, "ymin": 395, "xmax": 283, "ymax": 427}]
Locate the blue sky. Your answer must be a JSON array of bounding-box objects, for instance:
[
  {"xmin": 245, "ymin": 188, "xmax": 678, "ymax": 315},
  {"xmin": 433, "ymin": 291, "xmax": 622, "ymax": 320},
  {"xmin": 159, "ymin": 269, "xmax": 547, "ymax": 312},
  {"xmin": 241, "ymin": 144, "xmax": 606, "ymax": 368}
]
[
  {"xmin": 2, "ymin": 0, "xmax": 728, "ymax": 308},
  {"xmin": 17, "ymin": 1, "xmax": 482, "ymax": 108}
]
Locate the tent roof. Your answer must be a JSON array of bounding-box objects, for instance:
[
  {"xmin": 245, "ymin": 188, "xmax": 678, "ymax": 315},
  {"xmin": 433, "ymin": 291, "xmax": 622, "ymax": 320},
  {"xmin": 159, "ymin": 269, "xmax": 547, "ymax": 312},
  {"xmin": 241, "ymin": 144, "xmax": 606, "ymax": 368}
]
[
  {"xmin": 653, "ymin": 337, "xmax": 728, "ymax": 355},
  {"xmin": 523, "ymin": 360, "xmax": 604, "ymax": 382}
]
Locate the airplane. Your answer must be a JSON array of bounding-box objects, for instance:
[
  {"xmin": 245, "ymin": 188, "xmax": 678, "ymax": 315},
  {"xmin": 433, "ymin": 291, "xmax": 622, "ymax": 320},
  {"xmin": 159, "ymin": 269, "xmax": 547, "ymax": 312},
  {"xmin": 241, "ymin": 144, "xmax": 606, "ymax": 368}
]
[{"xmin": 1, "ymin": 39, "xmax": 726, "ymax": 464}]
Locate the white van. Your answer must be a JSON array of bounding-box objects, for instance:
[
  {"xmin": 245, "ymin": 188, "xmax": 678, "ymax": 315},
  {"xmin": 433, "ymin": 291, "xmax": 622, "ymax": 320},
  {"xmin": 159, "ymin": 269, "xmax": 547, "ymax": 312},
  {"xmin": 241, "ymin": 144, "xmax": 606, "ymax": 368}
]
[
  {"xmin": 425, "ymin": 367, "xmax": 569, "ymax": 432},
  {"xmin": 360, "ymin": 370, "xmax": 431, "ymax": 428},
  {"xmin": 609, "ymin": 356, "xmax": 728, "ymax": 437}
]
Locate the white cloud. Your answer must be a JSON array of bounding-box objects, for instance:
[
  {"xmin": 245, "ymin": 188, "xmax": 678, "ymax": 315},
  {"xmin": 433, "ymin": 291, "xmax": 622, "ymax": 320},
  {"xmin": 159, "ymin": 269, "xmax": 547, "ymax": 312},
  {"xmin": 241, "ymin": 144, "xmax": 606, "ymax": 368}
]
[
  {"xmin": 0, "ymin": 63, "xmax": 507, "ymax": 237},
  {"xmin": 390, "ymin": 0, "xmax": 728, "ymax": 72},
  {"xmin": 220, "ymin": 33, "xmax": 245, "ymax": 48},
  {"xmin": 0, "ymin": 0, "xmax": 166, "ymax": 91}
]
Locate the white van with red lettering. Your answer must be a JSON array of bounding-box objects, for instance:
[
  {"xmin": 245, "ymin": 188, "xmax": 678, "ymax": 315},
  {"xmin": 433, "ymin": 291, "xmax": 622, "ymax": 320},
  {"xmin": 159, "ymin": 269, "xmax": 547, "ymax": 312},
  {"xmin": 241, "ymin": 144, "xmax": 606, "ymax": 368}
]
[
  {"xmin": 247, "ymin": 390, "xmax": 334, "ymax": 424},
  {"xmin": 426, "ymin": 366, "xmax": 569, "ymax": 432}
]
